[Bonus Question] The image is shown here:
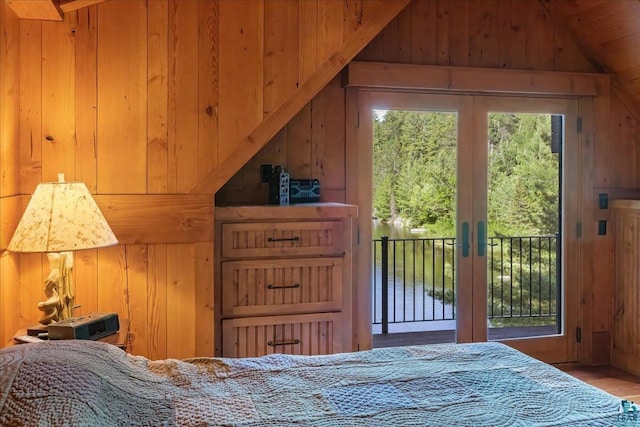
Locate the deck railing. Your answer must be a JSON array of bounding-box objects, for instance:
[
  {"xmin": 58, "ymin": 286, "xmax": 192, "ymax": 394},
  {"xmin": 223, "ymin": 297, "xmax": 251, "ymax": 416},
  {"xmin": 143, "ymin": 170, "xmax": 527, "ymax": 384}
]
[{"xmin": 372, "ymin": 234, "xmax": 560, "ymax": 334}]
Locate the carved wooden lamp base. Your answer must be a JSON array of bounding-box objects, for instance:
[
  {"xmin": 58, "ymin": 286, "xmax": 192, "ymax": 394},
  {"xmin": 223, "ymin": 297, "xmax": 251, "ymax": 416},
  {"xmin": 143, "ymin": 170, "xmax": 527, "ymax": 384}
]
[{"xmin": 37, "ymin": 251, "xmax": 74, "ymax": 326}]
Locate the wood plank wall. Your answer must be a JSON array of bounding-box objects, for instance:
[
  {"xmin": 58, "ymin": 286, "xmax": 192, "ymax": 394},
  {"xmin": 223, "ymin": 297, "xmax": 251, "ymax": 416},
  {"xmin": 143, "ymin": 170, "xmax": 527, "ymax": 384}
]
[
  {"xmin": 0, "ymin": 0, "xmax": 400, "ymax": 359},
  {"xmin": 2, "ymin": 0, "xmax": 639, "ymax": 364},
  {"xmin": 217, "ymin": 0, "xmax": 640, "ymax": 366},
  {"xmin": 611, "ymin": 200, "xmax": 640, "ymax": 375},
  {"xmin": 0, "ymin": 1, "xmax": 20, "ymax": 350},
  {"xmin": 217, "ymin": 0, "xmax": 597, "ymax": 205}
]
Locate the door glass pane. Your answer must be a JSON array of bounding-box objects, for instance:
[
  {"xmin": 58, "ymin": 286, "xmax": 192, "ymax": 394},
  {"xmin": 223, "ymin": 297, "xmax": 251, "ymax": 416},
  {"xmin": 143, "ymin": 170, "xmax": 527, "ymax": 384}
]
[
  {"xmin": 486, "ymin": 112, "xmax": 562, "ymax": 341},
  {"xmin": 371, "ymin": 109, "xmax": 457, "ymax": 347}
]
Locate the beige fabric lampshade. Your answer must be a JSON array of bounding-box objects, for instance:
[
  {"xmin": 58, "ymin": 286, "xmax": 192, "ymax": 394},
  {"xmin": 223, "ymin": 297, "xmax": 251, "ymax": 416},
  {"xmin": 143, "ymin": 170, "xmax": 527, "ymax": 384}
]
[{"xmin": 8, "ymin": 175, "xmax": 118, "ymax": 253}]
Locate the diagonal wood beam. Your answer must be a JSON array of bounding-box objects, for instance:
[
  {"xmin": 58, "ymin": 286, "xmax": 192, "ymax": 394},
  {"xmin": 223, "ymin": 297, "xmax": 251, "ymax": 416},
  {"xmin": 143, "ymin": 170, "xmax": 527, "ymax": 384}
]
[
  {"xmin": 190, "ymin": 0, "xmax": 411, "ymax": 195},
  {"xmin": 59, "ymin": 0, "xmax": 108, "ymax": 13},
  {"xmin": 5, "ymin": 0, "xmax": 108, "ymax": 20},
  {"xmin": 5, "ymin": 0, "xmax": 63, "ymax": 21}
]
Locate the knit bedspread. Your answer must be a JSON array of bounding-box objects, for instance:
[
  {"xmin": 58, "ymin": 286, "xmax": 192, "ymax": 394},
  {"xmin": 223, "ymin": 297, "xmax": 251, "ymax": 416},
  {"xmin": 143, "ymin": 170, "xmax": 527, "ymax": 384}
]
[{"xmin": 0, "ymin": 340, "xmax": 622, "ymax": 426}]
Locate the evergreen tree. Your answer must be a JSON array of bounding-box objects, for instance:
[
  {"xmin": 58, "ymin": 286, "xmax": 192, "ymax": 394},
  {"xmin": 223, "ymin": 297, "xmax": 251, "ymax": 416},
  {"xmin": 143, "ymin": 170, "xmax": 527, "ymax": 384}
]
[{"xmin": 373, "ymin": 110, "xmax": 559, "ymax": 237}]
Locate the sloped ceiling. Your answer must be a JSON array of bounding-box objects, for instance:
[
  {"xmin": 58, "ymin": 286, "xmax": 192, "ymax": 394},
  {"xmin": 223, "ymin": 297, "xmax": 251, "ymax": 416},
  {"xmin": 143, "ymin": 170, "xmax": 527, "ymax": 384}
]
[{"xmin": 540, "ymin": 0, "xmax": 640, "ymax": 117}]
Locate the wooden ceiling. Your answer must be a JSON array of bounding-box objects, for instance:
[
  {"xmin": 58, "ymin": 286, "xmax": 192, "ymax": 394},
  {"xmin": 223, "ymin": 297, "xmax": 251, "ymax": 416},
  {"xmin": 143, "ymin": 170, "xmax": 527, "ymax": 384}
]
[
  {"xmin": 541, "ymin": 0, "xmax": 640, "ymax": 116},
  {"xmin": 6, "ymin": 0, "xmax": 640, "ymax": 117}
]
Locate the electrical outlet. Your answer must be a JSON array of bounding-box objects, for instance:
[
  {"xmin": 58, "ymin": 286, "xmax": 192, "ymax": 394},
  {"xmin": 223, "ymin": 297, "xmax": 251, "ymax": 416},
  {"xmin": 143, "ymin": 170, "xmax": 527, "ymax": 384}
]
[
  {"xmin": 598, "ymin": 220, "xmax": 607, "ymax": 236},
  {"xmin": 261, "ymin": 164, "xmax": 273, "ymax": 183},
  {"xmin": 598, "ymin": 193, "xmax": 608, "ymax": 209}
]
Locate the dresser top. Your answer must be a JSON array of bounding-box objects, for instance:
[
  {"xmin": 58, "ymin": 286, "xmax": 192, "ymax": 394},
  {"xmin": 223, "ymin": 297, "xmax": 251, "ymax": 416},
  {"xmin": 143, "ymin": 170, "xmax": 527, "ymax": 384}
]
[{"xmin": 215, "ymin": 203, "xmax": 358, "ymax": 221}]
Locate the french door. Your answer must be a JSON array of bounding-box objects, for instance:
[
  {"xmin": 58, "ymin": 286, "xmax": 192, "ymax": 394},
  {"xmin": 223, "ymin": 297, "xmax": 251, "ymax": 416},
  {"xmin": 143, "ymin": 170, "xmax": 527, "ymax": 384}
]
[
  {"xmin": 461, "ymin": 96, "xmax": 579, "ymax": 363},
  {"xmin": 351, "ymin": 91, "xmax": 579, "ymax": 363}
]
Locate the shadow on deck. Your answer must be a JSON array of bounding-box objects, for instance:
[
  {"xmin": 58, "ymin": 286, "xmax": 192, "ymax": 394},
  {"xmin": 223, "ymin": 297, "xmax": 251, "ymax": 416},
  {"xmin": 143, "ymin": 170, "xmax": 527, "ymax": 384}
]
[{"xmin": 373, "ymin": 325, "xmax": 558, "ymax": 348}]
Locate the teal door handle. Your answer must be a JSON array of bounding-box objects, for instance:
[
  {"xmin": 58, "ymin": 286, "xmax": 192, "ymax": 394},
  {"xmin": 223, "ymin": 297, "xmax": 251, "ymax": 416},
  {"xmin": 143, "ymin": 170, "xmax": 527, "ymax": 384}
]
[
  {"xmin": 461, "ymin": 222, "xmax": 470, "ymax": 258},
  {"xmin": 478, "ymin": 221, "xmax": 486, "ymax": 257}
]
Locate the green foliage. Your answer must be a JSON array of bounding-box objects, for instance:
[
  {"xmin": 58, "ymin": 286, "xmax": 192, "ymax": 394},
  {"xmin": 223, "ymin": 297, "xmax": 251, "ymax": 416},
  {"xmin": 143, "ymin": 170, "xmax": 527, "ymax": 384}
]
[
  {"xmin": 373, "ymin": 110, "xmax": 562, "ymax": 327},
  {"xmin": 487, "ymin": 113, "xmax": 559, "ymax": 236},
  {"xmin": 373, "ymin": 110, "xmax": 457, "ymax": 233},
  {"xmin": 373, "ymin": 110, "xmax": 560, "ymax": 237}
]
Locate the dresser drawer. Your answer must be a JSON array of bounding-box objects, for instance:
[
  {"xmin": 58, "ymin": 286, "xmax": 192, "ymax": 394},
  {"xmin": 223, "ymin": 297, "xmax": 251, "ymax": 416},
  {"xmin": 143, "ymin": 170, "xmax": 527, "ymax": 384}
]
[
  {"xmin": 222, "ymin": 313, "xmax": 343, "ymax": 358},
  {"xmin": 221, "ymin": 257, "xmax": 342, "ymax": 317},
  {"xmin": 221, "ymin": 221, "xmax": 343, "ymax": 258}
]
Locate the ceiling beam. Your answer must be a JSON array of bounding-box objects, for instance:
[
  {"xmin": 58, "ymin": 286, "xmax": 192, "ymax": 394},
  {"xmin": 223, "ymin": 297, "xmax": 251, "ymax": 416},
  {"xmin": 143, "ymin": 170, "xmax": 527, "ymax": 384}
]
[
  {"xmin": 5, "ymin": 0, "xmax": 63, "ymax": 21},
  {"xmin": 190, "ymin": 0, "xmax": 412, "ymax": 195},
  {"xmin": 59, "ymin": 0, "xmax": 108, "ymax": 13},
  {"xmin": 5, "ymin": 0, "xmax": 108, "ymax": 20}
]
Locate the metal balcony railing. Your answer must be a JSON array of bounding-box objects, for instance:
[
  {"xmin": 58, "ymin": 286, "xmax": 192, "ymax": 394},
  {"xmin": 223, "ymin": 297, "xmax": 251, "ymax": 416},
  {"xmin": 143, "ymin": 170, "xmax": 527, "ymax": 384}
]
[{"xmin": 372, "ymin": 234, "xmax": 560, "ymax": 334}]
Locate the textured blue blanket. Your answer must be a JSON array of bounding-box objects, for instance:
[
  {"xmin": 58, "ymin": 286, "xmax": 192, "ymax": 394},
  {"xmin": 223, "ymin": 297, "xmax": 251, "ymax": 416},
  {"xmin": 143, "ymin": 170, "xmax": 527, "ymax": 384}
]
[{"xmin": 0, "ymin": 340, "xmax": 623, "ymax": 426}]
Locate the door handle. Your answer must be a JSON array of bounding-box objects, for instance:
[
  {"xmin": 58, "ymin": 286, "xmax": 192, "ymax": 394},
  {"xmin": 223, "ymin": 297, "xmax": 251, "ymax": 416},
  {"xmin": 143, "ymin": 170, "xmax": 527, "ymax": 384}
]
[
  {"xmin": 461, "ymin": 222, "xmax": 470, "ymax": 258},
  {"xmin": 478, "ymin": 221, "xmax": 486, "ymax": 257}
]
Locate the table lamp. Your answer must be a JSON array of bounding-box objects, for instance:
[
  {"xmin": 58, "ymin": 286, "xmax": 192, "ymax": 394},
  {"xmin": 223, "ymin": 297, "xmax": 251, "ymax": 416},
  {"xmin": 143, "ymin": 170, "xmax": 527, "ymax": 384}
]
[{"xmin": 7, "ymin": 173, "xmax": 118, "ymax": 325}]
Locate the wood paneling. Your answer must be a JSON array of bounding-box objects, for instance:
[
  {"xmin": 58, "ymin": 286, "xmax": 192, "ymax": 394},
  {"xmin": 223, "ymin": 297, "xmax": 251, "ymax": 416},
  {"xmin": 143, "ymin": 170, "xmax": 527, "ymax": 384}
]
[
  {"xmin": 612, "ymin": 201, "xmax": 640, "ymax": 376},
  {"xmin": 42, "ymin": 14, "xmax": 75, "ymax": 182},
  {"xmin": 97, "ymin": 0, "xmax": 147, "ymax": 193},
  {"xmin": 355, "ymin": 0, "xmax": 594, "ymax": 72},
  {"xmin": 19, "ymin": 19, "xmax": 42, "ymax": 193},
  {"xmin": 197, "ymin": 0, "xmax": 218, "ymax": 184},
  {"xmin": 264, "ymin": 0, "xmax": 299, "ymax": 117},
  {"xmin": 0, "ymin": 2, "xmax": 20, "ymax": 346},
  {"xmin": 216, "ymin": 74, "xmax": 347, "ymax": 205},
  {"xmin": 2, "ymin": 0, "xmax": 640, "ymax": 366},
  {"xmin": 168, "ymin": 0, "xmax": 199, "ymax": 194},
  {"xmin": 542, "ymin": 0, "xmax": 640, "ymax": 117},
  {"xmin": 75, "ymin": 6, "xmax": 98, "ymax": 191},
  {"xmin": 4, "ymin": 0, "xmax": 401, "ymax": 357},
  {"xmin": 218, "ymin": 1, "xmax": 264, "ymax": 163},
  {"xmin": 147, "ymin": 0, "xmax": 169, "ymax": 194},
  {"xmin": 192, "ymin": 0, "xmax": 411, "ymax": 194},
  {"xmin": 220, "ymin": 0, "xmax": 599, "ymax": 208},
  {"xmin": 217, "ymin": 0, "xmax": 638, "ymax": 366},
  {"xmin": 1, "ymin": 1, "xmax": 19, "ymax": 196}
]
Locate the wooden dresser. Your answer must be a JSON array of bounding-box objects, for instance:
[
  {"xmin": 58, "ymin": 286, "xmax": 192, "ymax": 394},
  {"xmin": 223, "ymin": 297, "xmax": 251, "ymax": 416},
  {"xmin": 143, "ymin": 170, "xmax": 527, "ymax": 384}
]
[{"xmin": 214, "ymin": 203, "xmax": 357, "ymax": 358}]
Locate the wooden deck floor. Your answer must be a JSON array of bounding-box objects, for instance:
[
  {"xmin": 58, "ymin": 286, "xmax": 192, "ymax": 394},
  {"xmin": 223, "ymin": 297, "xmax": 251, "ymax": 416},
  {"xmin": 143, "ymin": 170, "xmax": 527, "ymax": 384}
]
[{"xmin": 560, "ymin": 366, "xmax": 640, "ymax": 402}]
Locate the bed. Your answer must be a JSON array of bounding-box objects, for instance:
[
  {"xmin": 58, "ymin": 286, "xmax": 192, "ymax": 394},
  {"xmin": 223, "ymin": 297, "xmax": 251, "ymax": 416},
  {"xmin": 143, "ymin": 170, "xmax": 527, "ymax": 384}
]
[{"xmin": 0, "ymin": 340, "xmax": 624, "ymax": 426}]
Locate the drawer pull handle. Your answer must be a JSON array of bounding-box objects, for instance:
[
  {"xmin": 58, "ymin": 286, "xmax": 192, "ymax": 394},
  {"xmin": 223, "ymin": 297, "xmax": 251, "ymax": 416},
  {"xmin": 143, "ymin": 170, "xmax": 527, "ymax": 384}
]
[
  {"xmin": 267, "ymin": 339, "xmax": 300, "ymax": 347},
  {"xmin": 267, "ymin": 236, "xmax": 301, "ymax": 242},
  {"xmin": 267, "ymin": 283, "xmax": 301, "ymax": 290}
]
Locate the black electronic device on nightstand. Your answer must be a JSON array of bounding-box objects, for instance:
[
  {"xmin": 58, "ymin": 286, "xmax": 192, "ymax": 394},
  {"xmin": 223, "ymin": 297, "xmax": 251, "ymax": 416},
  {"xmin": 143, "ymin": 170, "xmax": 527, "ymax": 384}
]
[{"xmin": 48, "ymin": 312, "xmax": 120, "ymax": 340}]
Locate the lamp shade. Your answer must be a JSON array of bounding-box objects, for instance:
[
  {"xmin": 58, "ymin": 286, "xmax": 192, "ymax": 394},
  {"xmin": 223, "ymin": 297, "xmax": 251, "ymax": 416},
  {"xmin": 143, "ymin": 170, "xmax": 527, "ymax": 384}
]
[{"xmin": 8, "ymin": 175, "xmax": 118, "ymax": 253}]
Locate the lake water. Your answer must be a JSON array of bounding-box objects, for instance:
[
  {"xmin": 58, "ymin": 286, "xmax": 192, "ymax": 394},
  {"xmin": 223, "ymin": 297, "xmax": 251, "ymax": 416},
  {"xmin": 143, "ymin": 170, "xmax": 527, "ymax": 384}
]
[{"xmin": 371, "ymin": 220, "xmax": 456, "ymax": 334}]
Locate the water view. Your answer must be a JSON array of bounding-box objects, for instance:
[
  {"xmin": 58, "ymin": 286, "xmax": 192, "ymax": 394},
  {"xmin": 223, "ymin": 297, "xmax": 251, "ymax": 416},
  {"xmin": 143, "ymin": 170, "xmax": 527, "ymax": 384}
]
[{"xmin": 372, "ymin": 220, "xmax": 456, "ymax": 335}]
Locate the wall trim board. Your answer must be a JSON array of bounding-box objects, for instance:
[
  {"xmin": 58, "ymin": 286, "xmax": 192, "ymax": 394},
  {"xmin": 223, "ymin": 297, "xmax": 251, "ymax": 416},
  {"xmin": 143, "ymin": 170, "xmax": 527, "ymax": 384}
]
[
  {"xmin": 3, "ymin": 194, "xmax": 213, "ymax": 248},
  {"xmin": 344, "ymin": 61, "xmax": 611, "ymax": 96},
  {"xmin": 94, "ymin": 195, "xmax": 214, "ymax": 244}
]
